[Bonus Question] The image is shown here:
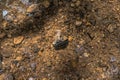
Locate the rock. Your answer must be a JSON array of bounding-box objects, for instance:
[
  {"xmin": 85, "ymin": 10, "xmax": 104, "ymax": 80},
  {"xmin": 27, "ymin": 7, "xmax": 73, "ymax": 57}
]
[
  {"xmin": 20, "ymin": 0, "xmax": 30, "ymax": 5},
  {"xmin": 13, "ymin": 36, "xmax": 24, "ymax": 45},
  {"xmin": 28, "ymin": 77, "xmax": 35, "ymax": 80},
  {"xmin": 0, "ymin": 69, "xmax": 4, "ymax": 74},
  {"xmin": 0, "ymin": 61, "xmax": 2, "ymax": 70},
  {"xmin": 12, "ymin": 60, "xmax": 19, "ymax": 66},
  {"xmin": 53, "ymin": 30, "xmax": 62, "ymax": 43},
  {"xmin": 2, "ymin": 10, "xmax": 8, "ymax": 18},
  {"xmin": 83, "ymin": 52, "xmax": 89, "ymax": 57},
  {"xmin": 0, "ymin": 54, "xmax": 3, "ymax": 62},
  {"xmin": 31, "ymin": 44, "xmax": 40, "ymax": 53},
  {"xmin": 15, "ymin": 56, "xmax": 22, "ymax": 61},
  {"xmin": 0, "ymin": 33, "xmax": 6, "ymax": 39},
  {"xmin": 75, "ymin": 20, "xmax": 82, "ymax": 26},
  {"xmin": 68, "ymin": 36, "xmax": 73, "ymax": 41},
  {"xmin": 70, "ymin": 3, "xmax": 75, "ymax": 7},
  {"xmin": 43, "ymin": 1, "xmax": 50, "ymax": 8},
  {"xmin": 53, "ymin": 30, "xmax": 69, "ymax": 50},
  {"xmin": 53, "ymin": 39, "xmax": 69, "ymax": 50},
  {"xmin": 4, "ymin": 73, "xmax": 14, "ymax": 80},
  {"xmin": 0, "ymin": 54, "xmax": 3, "ymax": 70},
  {"xmin": 19, "ymin": 66, "xmax": 25, "ymax": 72},
  {"xmin": 107, "ymin": 24, "xmax": 116, "ymax": 33},
  {"xmin": 40, "ymin": 48, "xmax": 44, "ymax": 52},
  {"xmin": 46, "ymin": 61, "xmax": 51, "ymax": 67},
  {"xmin": 30, "ymin": 63, "xmax": 36, "ymax": 71},
  {"xmin": 75, "ymin": 46, "xmax": 84, "ymax": 54},
  {"xmin": 7, "ymin": 34, "xmax": 12, "ymax": 38},
  {"xmin": 27, "ymin": 4, "xmax": 38, "ymax": 13},
  {"xmin": 2, "ymin": 21, "xmax": 8, "ymax": 28},
  {"xmin": 14, "ymin": 14, "xmax": 25, "ymax": 24},
  {"xmin": 75, "ymin": 1, "xmax": 80, "ymax": 7},
  {"xmin": 42, "ymin": 78, "xmax": 47, "ymax": 80},
  {"xmin": 110, "ymin": 56, "xmax": 116, "ymax": 62},
  {"xmin": 1, "ymin": 48, "xmax": 13, "ymax": 58},
  {"xmin": 0, "ymin": 74, "xmax": 4, "ymax": 80},
  {"xmin": 4, "ymin": 14, "xmax": 15, "ymax": 22}
]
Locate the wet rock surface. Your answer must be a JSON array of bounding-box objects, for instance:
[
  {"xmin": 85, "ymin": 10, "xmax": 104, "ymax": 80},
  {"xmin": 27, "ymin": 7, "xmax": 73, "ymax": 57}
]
[{"xmin": 0, "ymin": 0, "xmax": 120, "ymax": 80}]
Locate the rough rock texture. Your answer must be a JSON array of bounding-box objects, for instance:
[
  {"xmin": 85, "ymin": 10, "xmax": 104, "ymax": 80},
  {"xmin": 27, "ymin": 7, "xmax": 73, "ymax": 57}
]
[{"xmin": 0, "ymin": 0, "xmax": 120, "ymax": 80}]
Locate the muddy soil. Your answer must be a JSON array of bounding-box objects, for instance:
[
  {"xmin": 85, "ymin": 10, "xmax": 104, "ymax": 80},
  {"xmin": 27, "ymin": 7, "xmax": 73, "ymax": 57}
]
[{"xmin": 0, "ymin": 0, "xmax": 120, "ymax": 80}]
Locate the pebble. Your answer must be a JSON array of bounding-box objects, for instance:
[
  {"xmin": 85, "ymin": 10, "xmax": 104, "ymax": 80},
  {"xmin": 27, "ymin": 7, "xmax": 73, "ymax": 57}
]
[
  {"xmin": 68, "ymin": 36, "xmax": 73, "ymax": 41},
  {"xmin": 30, "ymin": 63, "xmax": 36, "ymax": 71},
  {"xmin": 4, "ymin": 14, "xmax": 15, "ymax": 22},
  {"xmin": 0, "ymin": 61, "xmax": 2, "ymax": 70},
  {"xmin": 31, "ymin": 44, "xmax": 40, "ymax": 53},
  {"xmin": 13, "ymin": 36, "xmax": 24, "ymax": 45},
  {"xmin": 110, "ymin": 56, "xmax": 116, "ymax": 62},
  {"xmin": 0, "ymin": 54, "xmax": 3, "ymax": 70},
  {"xmin": 1, "ymin": 48, "xmax": 12, "ymax": 58},
  {"xmin": 12, "ymin": 60, "xmax": 19, "ymax": 66},
  {"xmin": 2, "ymin": 10, "xmax": 8, "ymax": 18},
  {"xmin": 15, "ymin": 56, "xmax": 22, "ymax": 61},
  {"xmin": 53, "ymin": 39, "xmax": 69, "ymax": 50},
  {"xmin": 83, "ymin": 52, "xmax": 89, "ymax": 57},
  {"xmin": 4, "ymin": 73, "xmax": 14, "ymax": 80},
  {"xmin": 2, "ymin": 21, "xmax": 8, "ymax": 28},
  {"xmin": 70, "ymin": 3, "xmax": 75, "ymax": 7},
  {"xmin": 107, "ymin": 24, "xmax": 116, "ymax": 33},
  {"xmin": 53, "ymin": 30, "xmax": 69, "ymax": 50},
  {"xmin": 0, "ymin": 54, "xmax": 3, "ymax": 62},
  {"xmin": 27, "ymin": 4, "xmax": 38, "ymax": 13},
  {"xmin": 0, "ymin": 33, "xmax": 6, "ymax": 39},
  {"xmin": 75, "ymin": 20, "xmax": 82, "ymax": 26},
  {"xmin": 42, "ymin": 78, "xmax": 47, "ymax": 80},
  {"xmin": 75, "ymin": 1, "xmax": 80, "ymax": 7},
  {"xmin": 28, "ymin": 77, "xmax": 35, "ymax": 80},
  {"xmin": 43, "ymin": 0, "xmax": 50, "ymax": 8},
  {"xmin": 0, "ymin": 69, "xmax": 4, "ymax": 74},
  {"xmin": 19, "ymin": 66, "xmax": 25, "ymax": 72},
  {"xmin": 20, "ymin": 0, "xmax": 30, "ymax": 5},
  {"xmin": 46, "ymin": 61, "xmax": 51, "ymax": 67},
  {"xmin": 7, "ymin": 34, "xmax": 12, "ymax": 38}
]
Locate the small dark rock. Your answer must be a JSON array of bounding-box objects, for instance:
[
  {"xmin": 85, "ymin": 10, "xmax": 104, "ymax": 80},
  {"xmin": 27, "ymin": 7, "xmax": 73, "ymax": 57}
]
[
  {"xmin": 0, "ymin": 69, "xmax": 4, "ymax": 74},
  {"xmin": 12, "ymin": 60, "xmax": 19, "ymax": 65},
  {"xmin": 12, "ymin": 60, "xmax": 21, "ymax": 67},
  {"xmin": 0, "ymin": 54, "xmax": 3, "ymax": 62},
  {"xmin": 4, "ymin": 73, "xmax": 14, "ymax": 80},
  {"xmin": 40, "ymin": 48, "xmax": 44, "ymax": 52},
  {"xmin": 0, "ymin": 54, "xmax": 3, "ymax": 70},
  {"xmin": 53, "ymin": 39, "xmax": 69, "ymax": 50},
  {"xmin": 0, "ymin": 61, "xmax": 2, "ymax": 70}
]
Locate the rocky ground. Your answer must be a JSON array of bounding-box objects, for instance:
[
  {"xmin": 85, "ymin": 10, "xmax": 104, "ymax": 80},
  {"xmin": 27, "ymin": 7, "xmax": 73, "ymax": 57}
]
[{"xmin": 0, "ymin": 0, "xmax": 120, "ymax": 80}]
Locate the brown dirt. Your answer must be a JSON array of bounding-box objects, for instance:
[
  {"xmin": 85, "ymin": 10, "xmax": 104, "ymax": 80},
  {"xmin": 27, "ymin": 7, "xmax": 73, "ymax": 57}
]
[{"xmin": 0, "ymin": 0, "xmax": 120, "ymax": 80}]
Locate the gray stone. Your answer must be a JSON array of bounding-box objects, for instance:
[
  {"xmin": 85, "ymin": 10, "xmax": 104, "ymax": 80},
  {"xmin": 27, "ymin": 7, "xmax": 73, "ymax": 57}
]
[{"xmin": 30, "ymin": 63, "xmax": 36, "ymax": 71}]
